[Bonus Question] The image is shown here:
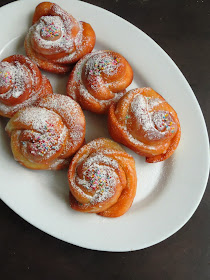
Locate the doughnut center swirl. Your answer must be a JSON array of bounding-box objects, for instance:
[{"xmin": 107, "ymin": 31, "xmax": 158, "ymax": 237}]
[
  {"xmin": 0, "ymin": 61, "xmax": 32, "ymax": 105},
  {"xmin": 74, "ymin": 152, "xmax": 124, "ymax": 204},
  {"xmin": 82, "ymin": 53, "xmax": 123, "ymax": 100},
  {"xmin": 11, "ymin": 107, "xmax": 68, "ymax": 163},
  {"xmin": 30, "ymin": 2, "xmax": 82, "ymax": 57},
  {"xmin": 127, "ymin": 94, "xmax": 178, "ymax": 143},
  {"xmin": 68, "ymin": 138, "xmax": 137, "ymax": 217},
  {"xmin": 40, "ymin": 18, "xmax": 62, "ymax": 41}
]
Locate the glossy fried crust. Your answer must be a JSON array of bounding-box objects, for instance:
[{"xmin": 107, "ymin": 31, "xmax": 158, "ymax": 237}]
[
  {"xmin": 5, "ymin": 94, "xmax": 86, "ymax": 170},
  {"xmin": 67, "ymin": 50, "xmax": 133, "ymax": 114},
  {"xmin": 0, "ymin": 54, "xmax": 52, "ymax": 118},
  {"xmin": 24, "ymin": 2, "xmax": 96, "ymax": 74},
  {"xmin": 108, "ymin": 88, "xmax": 181, "ymax": 163},
  {"xmin": 68, "ymin": 138, "xmax": 137, "ymax": 217}
]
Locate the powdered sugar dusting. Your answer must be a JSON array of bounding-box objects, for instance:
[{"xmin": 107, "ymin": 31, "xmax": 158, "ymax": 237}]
[
  {"xmin": 32, "ymin": 16, "xmax": 74, "ymax": 53},
  {"xmin": 52, "ymin": 3, "xmax": 74, "ymax": 35},
  {"xmin": 17, "ymin": 107, "xmax": 61, "ymax": 133},
  {"xmin": 131, "ymin": 94, "xmax": 170, "ymax": 140},
  {"xmin": 0, "ymin": 75, "xmax": 48, "ymax": 117},
  {"xmin": 71, "ymin": 151, "xmax": 120, "ymax": 205},
  {"xmin": 68, "ymin": 51, "xmax": 125, "ymax": 106},
  {"xmin": 56, "ymin": 22, "xmax": 83, "ymax": 63},
  {"xmin": 29, "ymin": 3, "xmax": 85, "ymax": 64},
  {"xmin": 131, "ymin": 94, "xmax": 177, "ymax": 141},
  {"xmin": 84, "ymin": 52, "xmax": 121, "ymax": 77},
  {"xmin": 115, "ymin": 91, "xmax": 178, "ymax": 150},
  {"xmin": 125, "ymin": 129, "xmax": 157, "ymax": 150},
  {"xmin": 83, "ymin": 152, "xmax": 119, "ymax": 170},
  {"xmin": 49, "ymin": 158, "xmax": 68, "ymax": 169},
  {"xmin": 14, "ymin": 107, "xmax": 68, "ymax": 159},
  {"xmin": 79, "ymin": 82, "xmax": 124, "ymax": 105},
  {"xmin": 76, "ymin": 164, "xmax": 117, "ymax": 204},
  {"xmin": 0, "ymin": 61, "xmax": 31, "ymax": 100},
  {"xmin": 37, "ymin": 94, "xmax": 85, "ymax": 150}
]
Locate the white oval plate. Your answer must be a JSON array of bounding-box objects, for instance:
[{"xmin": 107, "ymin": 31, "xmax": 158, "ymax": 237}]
[{"xmin": 0, "ymin": 0, "xmax": 209, "ymax": 252}]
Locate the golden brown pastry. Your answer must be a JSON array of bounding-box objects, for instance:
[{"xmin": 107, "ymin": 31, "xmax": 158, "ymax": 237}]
[
  {"xmin": 24, "ymin": 2, "xmax": 96, "ymax": 73},
  {"xmin": 108, "ymin": 88, "xmax": 181, "ymax": 163},
  {"xmin": 67, "ymin": 50, "xmax": 133, "ymax": 114},
  {"xmin": 68, "ymin": 138, "xmax": 137, "ymax": 217},
  {"xmin": 0, "ymin": 54, "xmax": 52, "ymax": 118},
  {"xmin": 6, "ymin": 93, "xmax": 86, "ymax": 170}
]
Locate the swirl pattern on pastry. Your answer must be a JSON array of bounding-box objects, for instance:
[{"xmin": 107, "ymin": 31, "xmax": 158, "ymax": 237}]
[
  {"xmin": 6, "ymin": 93, "xmax": 86, "ymax": 170},
  {"xmin": 24, "ymin": 2, "xmax": 96, "ymax": 73},
  {"xmin": 108, "ymin": 88, "xmax": 181, "ymax": 163},
  {"xmin": 0, "ymin": 55, "xmax": 52, "ymax": 118},
  {"xmin": 68, "ymin": 138, "xmax": 137, "ymax": 217},
  {"xmin": 67, "ymin": 50, "xmax": 133, "ymax": 114}
]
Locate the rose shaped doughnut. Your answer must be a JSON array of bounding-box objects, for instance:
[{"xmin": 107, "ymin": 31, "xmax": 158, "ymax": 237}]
[
  {"xmin": 24, "ymin": 2, "xmax": 96, "ymax": 73},
  {"xmin": 6, "ymin": 94, "xmax": 86, "ymax": 170},
  {"xmin": 0, "ymin": 55, "xmax": 52, "ymax": 118},
  {"xmin": 68, "ymin": 138, "xmax": 137, "ymax": 217},
  {"xmin": 108, "ymin": 88, "xmax": 181, "ymax": 163},
  {"xmin": 67, "ymin": 50, "xmax": 133, "ymax": 114}
]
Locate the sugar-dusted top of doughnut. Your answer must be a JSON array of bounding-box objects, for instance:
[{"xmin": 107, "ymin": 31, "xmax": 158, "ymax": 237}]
[
  {"xmin": 37, "ymin": 93, "xmax": 85, "ymax": 150},
  {"xmin": 6, "ymin": 106, "xmax": 68, "ymax": 160},
  {"xmin": 29, "ymin": 3, "xmax": 83, "ymax": 55},
  {"xmin": 0, "ymin": 54, "xmax": 44, "ymax": 116},
  {"xmin": 0, "ymin": 77, "xmax": 48, "ymax": 117},
  {"xmin": 84, "ymin": 51, "xmax": 122, "ymax": 77},
  {"xmin": 76, "ymin": 161, "xmax": 119, "ymax": 204},
  {"xmin": 111, "ymin": 88, "xmax": 178, "ymax": 151},
  {"xmin": 68, "ymin": 50, "xmax": 128, "ymax": 105},
  {"xmin": 69, "ymin": 138, "xmax": 131, "ymax": 205},
  {"xmin": 72, "ymin": 153, "xmax": 120, "ymax": 204},
  {"xmin": 129, "ymin": 89, "xmax": 177, "ymax": 141},
  {"xmin": 0, "ymin": 62, "xmax": 30, "ymax": 99},
  {"xmin": 16, "ymin": 106, "xmax": 60, "ymax": 132}
]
